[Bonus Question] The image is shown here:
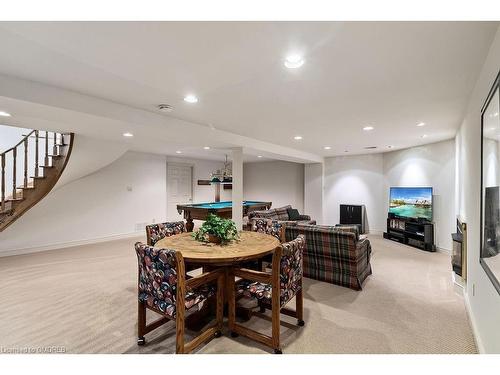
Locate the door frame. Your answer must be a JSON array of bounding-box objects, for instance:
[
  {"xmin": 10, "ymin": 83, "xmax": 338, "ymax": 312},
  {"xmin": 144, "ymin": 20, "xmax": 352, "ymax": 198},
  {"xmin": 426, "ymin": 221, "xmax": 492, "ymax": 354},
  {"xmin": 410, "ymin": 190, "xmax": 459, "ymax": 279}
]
[{"xmin": 166, "ymin": 162, "xmax": 194, "ymax": 221}]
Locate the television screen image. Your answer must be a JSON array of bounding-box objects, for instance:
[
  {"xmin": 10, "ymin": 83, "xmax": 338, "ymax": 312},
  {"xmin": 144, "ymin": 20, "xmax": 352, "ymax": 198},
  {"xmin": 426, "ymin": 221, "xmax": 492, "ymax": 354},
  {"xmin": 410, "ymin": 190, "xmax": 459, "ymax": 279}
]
[{"xmin": 389, "ymin": 187, "xmax": 433, "ymax": 221}]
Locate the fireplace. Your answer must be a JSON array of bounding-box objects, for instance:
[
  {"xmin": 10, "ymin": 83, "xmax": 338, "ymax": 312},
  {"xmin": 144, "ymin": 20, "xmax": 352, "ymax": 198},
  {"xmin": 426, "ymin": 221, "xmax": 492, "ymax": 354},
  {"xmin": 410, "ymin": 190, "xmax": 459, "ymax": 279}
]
[{"xmin": 451, "ymin": 218, "xmax": 467, "ymax": 279}]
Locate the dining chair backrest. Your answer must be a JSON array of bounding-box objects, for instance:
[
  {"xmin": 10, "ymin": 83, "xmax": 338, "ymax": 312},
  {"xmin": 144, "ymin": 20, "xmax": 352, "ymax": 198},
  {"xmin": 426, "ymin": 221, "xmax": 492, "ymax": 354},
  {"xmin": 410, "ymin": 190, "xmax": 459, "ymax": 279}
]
[
  {"xmin": 249, "ymin": 218, "xmax": 285, "ymax": 243},
  {"xmin": 135, "ymin": 242, "xmax": 184, "ymax": 317},
  {"xmin": 273, "ymin": 234, "xmax": 305, "ymax": 306},
  {"xmin": 145, "ymin": 221, "xmax": 185, "ymax": 246}
]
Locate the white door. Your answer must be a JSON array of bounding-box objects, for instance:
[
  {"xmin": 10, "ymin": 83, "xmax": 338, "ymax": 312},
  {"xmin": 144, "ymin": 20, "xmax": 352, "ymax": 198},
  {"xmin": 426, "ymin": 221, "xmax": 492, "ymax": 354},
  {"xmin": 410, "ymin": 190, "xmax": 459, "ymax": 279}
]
[{"xmin": 167, "ymin": 164, "xmax": 193, "ymax": 221}]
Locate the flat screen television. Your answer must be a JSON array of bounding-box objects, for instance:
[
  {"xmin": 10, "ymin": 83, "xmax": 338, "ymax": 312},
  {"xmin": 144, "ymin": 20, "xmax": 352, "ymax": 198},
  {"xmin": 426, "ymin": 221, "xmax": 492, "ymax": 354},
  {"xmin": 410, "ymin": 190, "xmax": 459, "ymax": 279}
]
[{"xmin": 389, "ymin": 187, "xmax": 433, "ymax": 221}]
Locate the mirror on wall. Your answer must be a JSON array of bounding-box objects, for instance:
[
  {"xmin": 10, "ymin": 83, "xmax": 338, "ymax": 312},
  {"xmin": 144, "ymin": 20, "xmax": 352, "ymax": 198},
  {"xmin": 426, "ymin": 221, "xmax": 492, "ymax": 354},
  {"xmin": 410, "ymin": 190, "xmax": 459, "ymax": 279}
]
[{"xmin": 481, "ymin": 77, "xmax": 500, "ymax": 294}]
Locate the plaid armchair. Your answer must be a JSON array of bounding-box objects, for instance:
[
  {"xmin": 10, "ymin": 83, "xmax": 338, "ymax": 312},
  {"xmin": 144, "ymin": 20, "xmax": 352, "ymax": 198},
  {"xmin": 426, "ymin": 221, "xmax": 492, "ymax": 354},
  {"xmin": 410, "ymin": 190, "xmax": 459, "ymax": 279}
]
[
  {"xmin": 247, "ymin": 205, "xmax": 316, "ymax": 227},
  {"xmin": 285, "ymin": 224, "xmax": 372, "ymax": 290}
]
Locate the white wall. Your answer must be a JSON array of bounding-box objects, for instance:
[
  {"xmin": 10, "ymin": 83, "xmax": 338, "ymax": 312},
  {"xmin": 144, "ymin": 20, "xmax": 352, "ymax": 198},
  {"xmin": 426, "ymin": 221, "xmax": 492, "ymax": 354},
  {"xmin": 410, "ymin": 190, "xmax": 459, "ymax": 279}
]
[
  {"xmin": 304, "ymin": 163, "xmax": 324, "ymax": 223},
  {"xmin": 455, "ymin": 26, "xmax": 500, "ymax": 353},
  {"xmin": 321, "ymin": 140, "xmax": 455, "ymax": 250},
  {"xmin": 323, "ymin": 154, "xmax": 386, "ymax": 233},
  {"xmin": 384, "ymin": 140, "xmax": 456, "ymax": 250},
  {"xmin": 243, "ymin": 160, "xmax": 304, "ymax": 212}
]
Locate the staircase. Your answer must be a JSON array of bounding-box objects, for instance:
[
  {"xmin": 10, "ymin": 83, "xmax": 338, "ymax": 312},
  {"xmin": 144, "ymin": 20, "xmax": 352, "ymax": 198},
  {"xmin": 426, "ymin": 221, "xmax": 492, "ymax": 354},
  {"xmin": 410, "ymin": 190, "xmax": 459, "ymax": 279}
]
[{"xmin": 0, "ymin": 130, "xmax": 74, "ymax": 232}]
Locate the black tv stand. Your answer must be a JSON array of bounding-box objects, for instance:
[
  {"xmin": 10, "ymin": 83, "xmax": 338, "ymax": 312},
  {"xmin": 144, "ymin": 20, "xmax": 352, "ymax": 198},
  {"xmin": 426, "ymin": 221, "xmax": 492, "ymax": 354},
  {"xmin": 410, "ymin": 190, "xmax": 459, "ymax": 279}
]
[{"xmin": 383, "ymin": 216, "xmax": 435, "ymax": 252}]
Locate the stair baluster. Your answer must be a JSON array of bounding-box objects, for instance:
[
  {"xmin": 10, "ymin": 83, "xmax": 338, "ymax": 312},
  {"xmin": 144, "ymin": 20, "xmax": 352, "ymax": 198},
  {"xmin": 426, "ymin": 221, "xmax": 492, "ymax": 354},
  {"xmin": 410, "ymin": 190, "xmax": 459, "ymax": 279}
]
[
  {"xmin": 53, "ymin": 131, "xmax": 57, "ymax": 156},
  {"xmin": 24, "ymin": 138, "xmax": 28, "ymax": 188},
  {"xmin": 12, "ymin": 148, "xmax": 17, "ymax": 200},
  {"xmin": 35, "ymin": 130, "xmax": 39, "ymax": 178},
  {"xmin": 1, "ymin": 154, "xmax": 5, "ymax": 211},
  {"xmin": 45, "ymin": 130, "xmax": 49, "ymax": 168}
]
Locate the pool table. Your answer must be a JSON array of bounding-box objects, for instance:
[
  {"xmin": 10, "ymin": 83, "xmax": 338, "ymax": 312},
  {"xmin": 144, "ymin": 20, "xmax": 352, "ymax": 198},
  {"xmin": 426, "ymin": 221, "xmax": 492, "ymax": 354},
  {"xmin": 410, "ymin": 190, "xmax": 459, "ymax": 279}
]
[{"xmin": 177, "ymin": 200, "xmax": 272, "ymax": 232}]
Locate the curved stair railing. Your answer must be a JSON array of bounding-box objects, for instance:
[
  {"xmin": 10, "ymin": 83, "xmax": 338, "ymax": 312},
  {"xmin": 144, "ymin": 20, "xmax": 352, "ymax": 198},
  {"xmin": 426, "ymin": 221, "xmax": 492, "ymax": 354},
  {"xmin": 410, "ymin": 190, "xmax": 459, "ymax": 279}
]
[{"xmin": 0, "ymin": 130, "xmax": 74, "ymax": 232}]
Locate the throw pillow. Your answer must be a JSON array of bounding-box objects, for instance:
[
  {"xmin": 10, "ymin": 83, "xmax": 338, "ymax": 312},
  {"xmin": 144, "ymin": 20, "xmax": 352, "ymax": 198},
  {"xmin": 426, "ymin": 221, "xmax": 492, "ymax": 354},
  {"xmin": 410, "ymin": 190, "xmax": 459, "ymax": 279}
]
[{"xmin": 287, "ymin": 208, "xmax": 301, "ymax": 220}]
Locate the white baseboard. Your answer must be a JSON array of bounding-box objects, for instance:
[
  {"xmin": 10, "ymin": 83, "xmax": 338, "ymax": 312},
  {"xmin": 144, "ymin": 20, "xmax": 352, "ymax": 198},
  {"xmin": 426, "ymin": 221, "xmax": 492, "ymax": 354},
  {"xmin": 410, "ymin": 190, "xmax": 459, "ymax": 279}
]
[
  {"xmin": 464, "ymin": 291, "xmax": 485, "ymax": 354},
  {"xmin": 0, "ymin": 231, "xmax": 145, "ymax": 258},
  {"xmin": 436, "ymin": 246, "xmax": 451, "ymax": 254}
]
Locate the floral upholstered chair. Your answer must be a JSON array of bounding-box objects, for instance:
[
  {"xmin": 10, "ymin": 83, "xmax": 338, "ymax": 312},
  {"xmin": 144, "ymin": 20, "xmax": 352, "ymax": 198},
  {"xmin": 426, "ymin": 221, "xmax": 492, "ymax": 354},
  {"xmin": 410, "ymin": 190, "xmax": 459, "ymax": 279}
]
[
  {"xmin": 249, "ymin": 218, "xmax": 286, "ymax": 242},
  {"xmin": 227, "ymin": 235, "xmax": 305, "ymax": 354},
  {"xmin": 248, "ymin": 218, "xmax": 285, "ymax": 271},
  {"xmin": 135, "ymin": 242, "xmax": 224, "ymax": 354},
  {"xmin": 145, "ymin": 221, "xmax": 185, "ymax": 246}
]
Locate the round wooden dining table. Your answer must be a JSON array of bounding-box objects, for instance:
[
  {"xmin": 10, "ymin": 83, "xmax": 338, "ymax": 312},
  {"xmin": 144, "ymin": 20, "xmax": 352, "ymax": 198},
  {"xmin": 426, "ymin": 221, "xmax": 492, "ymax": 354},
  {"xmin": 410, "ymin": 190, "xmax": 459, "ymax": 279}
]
[
  {"xmin": 154, "ymin": 231, "xmax": 280, "ymax": 266},
  {"xmin": 154, "ymin": 230, "xmax": 281, "ymax": 330}
]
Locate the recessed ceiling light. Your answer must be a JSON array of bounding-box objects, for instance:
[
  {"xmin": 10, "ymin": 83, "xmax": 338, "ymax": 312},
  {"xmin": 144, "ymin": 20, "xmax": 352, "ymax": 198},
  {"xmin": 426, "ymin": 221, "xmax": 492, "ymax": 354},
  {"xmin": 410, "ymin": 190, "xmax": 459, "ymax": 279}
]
[
  {"xmin": 344, "ymin": 150, "xmax": 349, "ymax": 153},
  {"xmin": 491, "ymin": 112, "xmax": 499, "ymax": 118},
  {"xmin": 284, "ymin": 54, "xmax": 305, "ymax": 69},
  {"xmin": 257, "ymin": 155, "xmax": 263, "ymax": 158},
  {"xmin": 417, "ymin": 122, "xmax": 426, "ymax": 127},
  {"xmin": 421, "ymin": 134, "xmax": 428, "ymax": 138},
  {"xmin": 323, "ymin": 146, "xmax": 332, "ymax": 150},
  {"xmin": 175, "ymin": 150, "xmax": 182, "ymax": 154},
  {"xmin": 387, "ymin": 145, "xmax": 394, "ymax": 149},
  {"xmin": 0, "ymin": 111, "xmax": 11, "ymax": 117},
  {"xmin": 158, "ymin": 104, "xmax": 173, "ymax": 112},
  {"xmin": 294, "ymin": 136, "xmax": 303, "ymax": 140},
  {"xmin": 363, "ymin": 126, "xmax": 374, "ymax": 131},
  {"xmin": 184, "ymin": 95, "xmax": 198, "ymax": 103},
  {"xmin": 123, "ymin": 132, "xmax": 133, "ymax": 137},
  {"xmin": 203, "ymin": 146, "xmax": 210, "ymax": 150}
]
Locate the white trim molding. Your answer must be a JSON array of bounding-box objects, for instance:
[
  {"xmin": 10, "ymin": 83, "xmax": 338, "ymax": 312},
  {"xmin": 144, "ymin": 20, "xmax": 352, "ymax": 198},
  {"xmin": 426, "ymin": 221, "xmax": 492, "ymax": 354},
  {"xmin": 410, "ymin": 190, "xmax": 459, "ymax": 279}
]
[
  {"xmin": 0, "ymin": 231, "xmax": 145, "ymax": 258},
  {"xmin": 464, "ymin": 291, "xmax": 485, "ymax": 354}
]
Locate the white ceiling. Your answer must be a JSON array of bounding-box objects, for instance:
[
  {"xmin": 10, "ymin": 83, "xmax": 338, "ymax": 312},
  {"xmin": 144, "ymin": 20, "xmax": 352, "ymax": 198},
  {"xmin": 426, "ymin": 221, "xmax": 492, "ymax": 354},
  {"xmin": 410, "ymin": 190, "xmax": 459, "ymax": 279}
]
[{"xmin": 0, "ymin": 21, "xmax": 498, "ymax": 159}]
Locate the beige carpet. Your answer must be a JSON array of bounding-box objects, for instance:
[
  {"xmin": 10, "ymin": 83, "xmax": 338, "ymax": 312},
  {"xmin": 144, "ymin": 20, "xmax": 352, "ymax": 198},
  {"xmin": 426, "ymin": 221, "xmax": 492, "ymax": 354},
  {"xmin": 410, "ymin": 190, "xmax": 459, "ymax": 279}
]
[{"xmin": 0, "ymin": 235, "xmax": 477, "ymax": 354}]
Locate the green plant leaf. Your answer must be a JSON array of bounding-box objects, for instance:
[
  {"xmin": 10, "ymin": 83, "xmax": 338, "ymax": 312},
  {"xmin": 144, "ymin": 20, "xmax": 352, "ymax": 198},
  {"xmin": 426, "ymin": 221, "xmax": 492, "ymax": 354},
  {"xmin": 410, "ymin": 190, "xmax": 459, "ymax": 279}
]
[{"xmin": 192, "ymin": 213, "xmax": 239, "ymax": 245}]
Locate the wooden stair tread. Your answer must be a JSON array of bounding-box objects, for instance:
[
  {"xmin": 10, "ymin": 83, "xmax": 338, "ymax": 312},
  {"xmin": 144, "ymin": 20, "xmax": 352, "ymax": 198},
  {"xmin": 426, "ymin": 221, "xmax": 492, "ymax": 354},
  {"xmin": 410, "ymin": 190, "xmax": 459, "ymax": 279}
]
[
  {"xmin": 41, "ymin": 165, "xmax": 55, "ymax": 168},
  {"xmin": 5, "ymin": 198, "xmax": 24, "ymax": 202},
  {"xmin": 30, "ymin": 176, "xmax": 46, "ymax": 179},
  {"xmin": 17, "ymin": 186, "xmax": 35, "ymax": 190}
]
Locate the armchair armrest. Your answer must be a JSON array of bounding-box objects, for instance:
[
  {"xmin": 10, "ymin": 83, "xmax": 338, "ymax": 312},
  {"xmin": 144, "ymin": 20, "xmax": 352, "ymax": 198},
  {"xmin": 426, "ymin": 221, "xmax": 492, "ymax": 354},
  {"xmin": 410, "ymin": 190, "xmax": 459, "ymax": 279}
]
[
  {"xmin": 297, "ymin": 214, "xmax": 311, "ymax": 221},
  {"xmin": 186, "ymin": 268, "xmax": 224, "ymax": 290},
  {"xmin": 233, "ymin": 268, "xmax": 272, "ymax": 284},
  {"xmin": 356, "ymin": 237, "xmax": 372, "ymax": 263}
]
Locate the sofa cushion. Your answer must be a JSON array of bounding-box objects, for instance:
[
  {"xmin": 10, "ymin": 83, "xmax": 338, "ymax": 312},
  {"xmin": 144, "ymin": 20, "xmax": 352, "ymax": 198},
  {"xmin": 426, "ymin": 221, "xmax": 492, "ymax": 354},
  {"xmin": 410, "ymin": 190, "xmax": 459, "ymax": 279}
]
[
  {"xmin": 281, "ymin": 220, "xmax": 317, "ymax": 227},
  {"xmin": 295, "ymin": 223, "xmax": 359, "ymax": 240},
  {"xmin": 272, "ymin": 205, "xmax": 292, "ymax": 220},
  {"xmin": 249, "ymin": 205, "xmax": 292, "ymax": 221},
  {"xmin": 286, "ymin": 224, "xmax": 362, "ymax": 261}
]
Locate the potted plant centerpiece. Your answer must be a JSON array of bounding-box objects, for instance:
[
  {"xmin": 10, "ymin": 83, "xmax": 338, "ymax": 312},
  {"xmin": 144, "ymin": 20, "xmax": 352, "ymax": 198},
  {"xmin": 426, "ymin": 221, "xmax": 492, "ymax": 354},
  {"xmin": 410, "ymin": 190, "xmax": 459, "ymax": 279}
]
[{"xmin": 193, "ymin": 213, "xmax": 239, "ymax": 245}]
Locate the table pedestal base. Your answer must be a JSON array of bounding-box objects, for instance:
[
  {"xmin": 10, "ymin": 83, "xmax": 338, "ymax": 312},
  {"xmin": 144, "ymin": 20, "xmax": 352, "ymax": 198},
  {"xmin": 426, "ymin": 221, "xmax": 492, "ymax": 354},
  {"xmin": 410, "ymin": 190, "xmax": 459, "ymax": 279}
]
[{"xmin": 185, "ymin": 298, "xmax": 253, "ymax": 332}]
